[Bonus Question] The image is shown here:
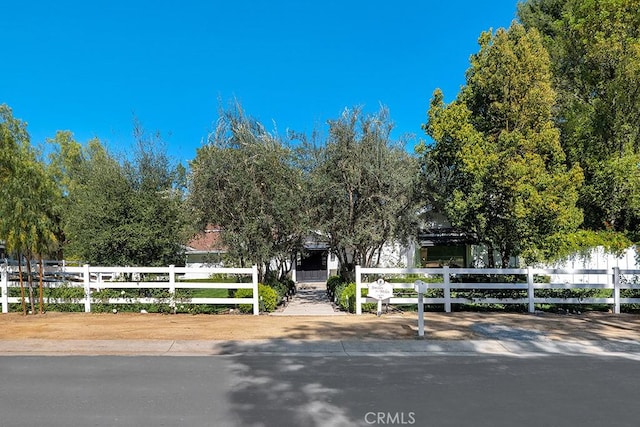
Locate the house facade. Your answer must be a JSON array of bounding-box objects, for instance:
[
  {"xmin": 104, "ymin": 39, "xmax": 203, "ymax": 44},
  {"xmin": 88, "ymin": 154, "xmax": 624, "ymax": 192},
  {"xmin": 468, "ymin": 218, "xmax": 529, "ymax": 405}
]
[
  {"xmin": 291, "ymin": 235, "xmax": 418, "ymax": 283},
  {"xmin": 184, "ymin": 225, "xmax": 226, "ymax": 278},
  {"xmin": 184, "ymin": 223, "xmax": 640, "ymax": 282},
  {"xmin": 291, "ymin": 234, "xmax": 335, "ymax": 283}
]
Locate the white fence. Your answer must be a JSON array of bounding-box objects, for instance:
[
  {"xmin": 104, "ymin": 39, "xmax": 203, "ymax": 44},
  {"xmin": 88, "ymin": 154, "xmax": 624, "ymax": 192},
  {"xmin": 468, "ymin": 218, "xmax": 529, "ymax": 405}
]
[
  {"xmin": 355, "ymin": 266, "xmax": 640, "ymax": 315},
  {"xmin": 1, "ymin": 264, "xmax": 259, "ymax": 315}
]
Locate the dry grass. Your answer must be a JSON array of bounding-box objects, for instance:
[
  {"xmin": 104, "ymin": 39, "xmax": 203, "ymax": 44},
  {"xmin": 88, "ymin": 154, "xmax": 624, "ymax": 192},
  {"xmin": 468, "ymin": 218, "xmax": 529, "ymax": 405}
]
[{"xmin": 1, "ymin": 311, "xmax": 640, "ymax": 341}]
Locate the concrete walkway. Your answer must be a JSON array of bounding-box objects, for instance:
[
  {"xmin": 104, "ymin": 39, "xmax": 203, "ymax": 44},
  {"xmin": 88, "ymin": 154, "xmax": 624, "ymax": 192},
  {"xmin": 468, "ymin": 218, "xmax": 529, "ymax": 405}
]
[{"xmin": 271, "ymin": 282, "xmax": 346, "ymax": 316}]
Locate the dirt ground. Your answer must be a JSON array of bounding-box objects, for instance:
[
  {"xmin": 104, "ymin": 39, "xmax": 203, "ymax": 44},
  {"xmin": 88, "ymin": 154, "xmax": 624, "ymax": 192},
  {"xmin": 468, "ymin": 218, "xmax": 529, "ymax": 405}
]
[{"xmin": 1, "ymin": 311, "xmax": 640, "ymax": 341}]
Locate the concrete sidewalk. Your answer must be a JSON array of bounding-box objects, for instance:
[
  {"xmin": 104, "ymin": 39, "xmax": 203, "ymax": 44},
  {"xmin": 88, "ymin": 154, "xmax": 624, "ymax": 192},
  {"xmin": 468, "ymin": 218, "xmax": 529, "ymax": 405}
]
[{"xmin": 2, "ymin": 338, "xmax": 640, "ymax": 358}]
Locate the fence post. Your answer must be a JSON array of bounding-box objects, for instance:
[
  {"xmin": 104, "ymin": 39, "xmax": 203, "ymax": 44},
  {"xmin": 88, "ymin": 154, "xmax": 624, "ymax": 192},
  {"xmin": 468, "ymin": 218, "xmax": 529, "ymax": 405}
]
[
  {"xmin": 443, "ymin": 266, "xmax": 451, "ymax": 313},
  {"xmin": 252, "ymin": 265, "xmax": 259, "ymax": 315},
  {"xmin": 83, "ymin": 264, "xmax": 91, "ymax": 313},
  {"xmin": 414, "ymin": 281, "xmax": 427, "ymax": 338},
  {"xmin": 355, "ymin": 265, "xmax": 362, "ymax": 315},
  {"xmin": 613, "ymin": 267, "xmax": 620, "ymax": 314},
  {"xmin": 1, "ymin": 262, "xmax": 8, "ymax": 314},
  {"xmin": 527, "ymin": 267, "xmax": 535, "ymax": 313},
  {"xmin": 169, "ymin": 264, "xmax": 176, "ymax": 314}
]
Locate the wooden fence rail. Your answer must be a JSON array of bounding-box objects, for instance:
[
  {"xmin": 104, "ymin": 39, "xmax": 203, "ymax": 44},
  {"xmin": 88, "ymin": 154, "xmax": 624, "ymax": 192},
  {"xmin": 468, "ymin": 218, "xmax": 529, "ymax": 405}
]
[
  {"xmin": 355, "ymin": 266, "xmax": 640, "ymax": 315},
  {"xmin": 1, "ymin": 264, "xmax": 259, "ymax": 315}
]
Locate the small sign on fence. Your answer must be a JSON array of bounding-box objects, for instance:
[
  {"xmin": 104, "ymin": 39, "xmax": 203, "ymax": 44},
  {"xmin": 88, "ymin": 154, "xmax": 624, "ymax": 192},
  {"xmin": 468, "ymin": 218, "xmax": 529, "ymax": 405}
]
[
  {"xmin": 367, "ymin": 278, "xmax": 393, "ymax": 301},
  {"xmin": 367, "ymin": 278, "xmax": 393, "ymax": 316}
]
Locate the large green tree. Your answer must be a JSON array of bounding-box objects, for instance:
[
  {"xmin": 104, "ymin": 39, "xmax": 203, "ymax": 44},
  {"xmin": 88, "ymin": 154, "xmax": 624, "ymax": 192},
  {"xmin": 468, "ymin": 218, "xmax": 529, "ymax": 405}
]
[
  {"xmin": 49, "ymin": 130, "xmax": 189, "ymax": 266},
  {"xmin": 188, "ymin": 106, "xmax": 308, "ymax": 279},
  {"xmin": 421, "ymin": 23, "xmax": 584, "ymax": 267},
  {"xmin": 307, "ymin": 106, "xmax": 420, "ymax": 277},
  {"xmin": 519, "ymin": 0, "xmax": 640, "ymax": 238}
]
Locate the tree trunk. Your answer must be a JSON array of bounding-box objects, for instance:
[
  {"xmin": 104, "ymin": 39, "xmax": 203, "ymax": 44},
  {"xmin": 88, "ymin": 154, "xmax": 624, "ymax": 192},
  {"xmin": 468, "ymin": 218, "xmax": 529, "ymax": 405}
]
[
  {"xmin": 486, "ymin": 244, "xmax": 496, "ymax": 268},
  {"xmin": 260, "ymin": 262, "xmax": 269, "ymax": 284},
  {"xmin": 18, "ymin": 253, "xmax": 27, "ymax": 316},
  {"xmin": 26, "ymin": 257, "xmax": 35, "ymax": 314},
  {"xmin": 279, "ymin": 255, "xmax": 293, "ymax": 282},
  {"xmin": 337, "ymin": 248, "xmax": 354, "ymax": 282},
  {"xmin": 501, "ymin": 249, "xmax": 511, "ymax": 269},
  {"xmin": 375, "ymin": 245, "xmax": 382, "ymax": 267},
  {"xmin": 339, "ymin": 265, "xmax": 355, "ymax": 283},
  {"xmin": 38, "ymin": 255, "xmax": 44, "ymax": 314},
  {"xmin": 362, "ymin": 246, "xmax": 375, "ymax": 268},
  {"xmin": 253, "ymin": 257, "xmax": 265, "ymax": 284}
]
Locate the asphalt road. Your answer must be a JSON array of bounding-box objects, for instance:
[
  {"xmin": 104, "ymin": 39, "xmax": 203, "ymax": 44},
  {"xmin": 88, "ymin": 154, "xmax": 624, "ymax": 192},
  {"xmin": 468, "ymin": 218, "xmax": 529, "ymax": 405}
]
[{"xmin": 1, "ymin": 354, "xmax": 639, "ymax": 427}]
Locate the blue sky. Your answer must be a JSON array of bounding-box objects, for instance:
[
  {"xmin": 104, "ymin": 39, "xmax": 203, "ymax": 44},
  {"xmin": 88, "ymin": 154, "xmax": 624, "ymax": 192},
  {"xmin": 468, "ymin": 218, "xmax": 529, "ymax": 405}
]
[{"xmin": 2, "ymin": 1, "xmax": 519, "ymax": 163}]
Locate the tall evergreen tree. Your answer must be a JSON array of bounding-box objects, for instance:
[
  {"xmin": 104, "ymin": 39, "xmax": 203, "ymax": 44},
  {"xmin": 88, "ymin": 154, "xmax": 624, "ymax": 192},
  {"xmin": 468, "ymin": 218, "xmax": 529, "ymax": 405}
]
[
  {"xmin": 422, "ymin": 23, "xmax": 583, "ymax": 266},
  {"xmin": 519, "ymin": 0, "xmax": 640, "ymax": 238}
]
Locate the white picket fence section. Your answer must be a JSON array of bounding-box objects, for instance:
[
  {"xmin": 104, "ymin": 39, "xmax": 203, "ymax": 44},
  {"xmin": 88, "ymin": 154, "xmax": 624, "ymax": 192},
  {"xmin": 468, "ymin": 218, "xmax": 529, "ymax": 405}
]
[
  {"xmin": 1, "ymin": 264, "xmax": 259, "ymax": 315},
  {"xmin": 355, "ymin": 266, "xmax": 640, "ymax": 315}
]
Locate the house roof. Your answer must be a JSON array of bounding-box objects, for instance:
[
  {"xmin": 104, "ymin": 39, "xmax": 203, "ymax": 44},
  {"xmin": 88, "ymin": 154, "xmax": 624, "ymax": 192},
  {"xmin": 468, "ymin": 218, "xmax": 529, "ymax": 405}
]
[
  {"xmin": 418, "ymin": 227, "xmax": 477, "ymax": 246},
  {"xmin": 185, "ymin": 226, "xmax": 226, "ymax": 253},
  {"xmin": 302, "ymin": 231, "xmax": 330, "ymax": 250}
]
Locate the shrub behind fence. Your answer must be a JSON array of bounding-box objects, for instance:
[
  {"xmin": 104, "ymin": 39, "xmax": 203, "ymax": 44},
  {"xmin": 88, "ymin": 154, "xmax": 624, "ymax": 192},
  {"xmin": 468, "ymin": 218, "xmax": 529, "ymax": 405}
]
[{"xmin": 1, "ymin": 264, "xmax": 260, "ymax": 315}]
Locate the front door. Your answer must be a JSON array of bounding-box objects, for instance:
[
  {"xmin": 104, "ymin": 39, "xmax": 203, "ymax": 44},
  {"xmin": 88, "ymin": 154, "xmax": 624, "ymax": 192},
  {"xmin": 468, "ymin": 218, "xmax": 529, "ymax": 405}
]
[{"xmin": 296, "ymin": 250, "xmax": 328, "ymax": 282}]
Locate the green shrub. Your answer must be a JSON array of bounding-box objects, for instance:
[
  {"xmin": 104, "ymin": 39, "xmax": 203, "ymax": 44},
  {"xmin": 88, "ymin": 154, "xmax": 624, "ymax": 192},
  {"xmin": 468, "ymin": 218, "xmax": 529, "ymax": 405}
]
[
  {"xmin": 534, "ymin": 288, "xmax": 612, "ymax": 313},
  {"xmin": 234, "ymin": 287, "xmax": 254, "ymax": 312},
  {"xmin": 261, "ymin": 272, "xmax": 295, "ymax": 303},
  {"xmin": 326, "ymin": 275, "xmax": 344, "ymax": 300},
  {"xmin": 621, "ymin": 275, "xmax": 640, "ymax": 312},
  {"xmin": 259, "ymin": 284, "xmax": 279, "ymax": 312},
  {"xmin": 334, "ymin": 282, "xmax": 377, "ymax": 313},
  {"xmin": 267, "ymin": 282, "xmax": 287, "ymax": 305},
  {"xmin": 173, "ymin": 304, "xmax": 231, "ymax": 314},
  {"xmin": 386, "ymin": 274, "xmax": 437, "ymax": 283},
  {"xmin": 259, "ymin": 277, "xmax": 295, "ymax": 305},
  {"xmin": 91, "ymin": 288, "xmax": 172, "ymax": 313},
  {"xmin": 280, "ymin": 277, "xmax": 296, "ymax": 296},
  {"xmin": 336, "ymin": 282, "xmax": 355, "ymax": 312},
  {"xmin": 32, "ymin": 283, "xmax": 85, "ymax": 312},
  {"xmin": 235, "ymin": 283, "xmax": 278, "ymax": 313}
]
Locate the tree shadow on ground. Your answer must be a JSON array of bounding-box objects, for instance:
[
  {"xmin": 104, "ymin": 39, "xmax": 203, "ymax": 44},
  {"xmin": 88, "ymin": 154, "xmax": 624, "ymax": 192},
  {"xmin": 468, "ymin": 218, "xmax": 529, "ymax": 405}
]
[
  {"xmin": 214, "ymin": 341, "xmax": 444, "ymax": 427},
  {"xmin": 211, "ymin": 331, "xmax": 640, "ymax": 427},
  {"xmin": 190, "ymin": 309, "xmax": 640, "ymax": 426}
]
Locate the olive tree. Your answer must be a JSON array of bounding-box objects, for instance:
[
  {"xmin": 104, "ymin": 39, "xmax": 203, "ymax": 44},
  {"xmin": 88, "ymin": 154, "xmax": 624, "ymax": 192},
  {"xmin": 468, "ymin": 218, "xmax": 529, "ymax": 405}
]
[
  {"xmin": 188, "ymin": 105, "xmax": 308, "ymax": 280},
  {"xmin": 307, "ymin": 106, "xmax": 420, "ymax": 278}
]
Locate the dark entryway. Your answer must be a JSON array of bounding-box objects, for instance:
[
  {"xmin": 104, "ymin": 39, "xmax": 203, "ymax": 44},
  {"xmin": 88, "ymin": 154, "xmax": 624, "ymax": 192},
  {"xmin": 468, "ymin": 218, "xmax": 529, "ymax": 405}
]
[{"xmin": 296, "ymin": 250, "xmax": 328, "ymax": 282}]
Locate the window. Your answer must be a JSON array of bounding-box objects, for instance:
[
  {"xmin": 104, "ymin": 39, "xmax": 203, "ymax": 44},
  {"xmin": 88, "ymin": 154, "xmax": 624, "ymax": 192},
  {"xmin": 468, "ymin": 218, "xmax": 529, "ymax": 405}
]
[{"xmin": 420, "ymin": 245, "xmax": 466, "ymax": 267}]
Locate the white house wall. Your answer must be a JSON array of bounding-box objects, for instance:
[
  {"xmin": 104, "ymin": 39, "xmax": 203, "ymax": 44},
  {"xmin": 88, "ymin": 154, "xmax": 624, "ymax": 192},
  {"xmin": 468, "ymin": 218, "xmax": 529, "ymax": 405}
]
[
  {"xmin": 545, "ymin": 246, "xmax": 639, "ymax": 270},
  {"xmin": 327, "ymin": 253, "xmax": 339, "ymax": 277},
  {"xmin": 541, "ymin": 246, "xmax": 640, "ymax": 285},
  {"xmin": 182, "ymin": 262, "xmax": 222, "ymax": 279},
  {"xmin": 470, "ymin": 245, "xmax": 518, "ymax": 268},
  {"xmin": 373, "ymin": 241, "xmax": 416, "ymax": 268},
  {"xmin": 470, "ymin": 243, "xmax": 638, "ymax": 269}
]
